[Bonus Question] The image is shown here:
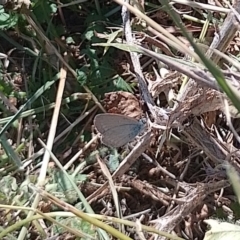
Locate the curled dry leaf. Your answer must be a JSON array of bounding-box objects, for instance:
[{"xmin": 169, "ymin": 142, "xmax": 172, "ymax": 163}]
[{"xmin": 103, "ymin": 91, "xmax": 143, "ymax": 120}]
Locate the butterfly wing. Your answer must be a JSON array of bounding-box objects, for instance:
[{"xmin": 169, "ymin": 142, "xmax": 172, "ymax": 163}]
[
  {"xmin": 102, "ymin": 124, "xmax": 143, "ymax": 147},
  {"xmin": 94, "ymin": 114, "xmax": 139, "ymax": 133},
  {"xmin": 94, "ymin": 114, "xmax": 144, "ymax": 147}
]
